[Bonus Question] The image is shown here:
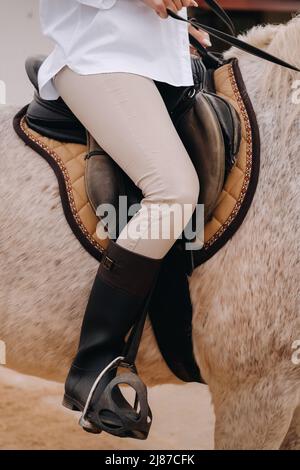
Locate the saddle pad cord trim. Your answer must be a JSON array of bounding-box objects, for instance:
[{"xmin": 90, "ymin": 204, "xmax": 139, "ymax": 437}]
[{"xmin": 193, "ymin": 59, "xmax": 260, "ymax": 266}]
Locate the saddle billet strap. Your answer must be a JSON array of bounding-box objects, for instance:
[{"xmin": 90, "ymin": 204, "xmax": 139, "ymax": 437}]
[
  {"xmin": 203, "ymin": 0, "xmax": 236, "ymax": 36},
  {"xmin": 168, "ymin": 9, "xmax": 300, "ymax": 73}
]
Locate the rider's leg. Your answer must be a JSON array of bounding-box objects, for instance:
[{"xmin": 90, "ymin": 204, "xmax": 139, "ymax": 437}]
[{"xmin": 53, "ymin": 67, "xmax": 200, "ymax": 433}]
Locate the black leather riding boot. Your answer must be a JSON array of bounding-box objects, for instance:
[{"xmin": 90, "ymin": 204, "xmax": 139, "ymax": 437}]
[{"xmin": 63, "ymin": 239, "xmax": 162, "ymax": 437}]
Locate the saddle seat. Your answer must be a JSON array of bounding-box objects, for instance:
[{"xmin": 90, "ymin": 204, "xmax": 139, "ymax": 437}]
[{"xmin": 25, "ymin": 55, "xmax": 241, "ymax": 229}]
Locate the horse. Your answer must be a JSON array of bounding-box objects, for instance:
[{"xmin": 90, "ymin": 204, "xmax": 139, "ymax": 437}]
[{"xmin": 0, "ymin": 16, "xmax": 299, "ymax": 450}]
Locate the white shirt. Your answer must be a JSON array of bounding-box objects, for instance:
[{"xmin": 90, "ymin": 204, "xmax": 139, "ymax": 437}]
[{"xmin": 37, "ymin": 0, "xmax": 194, "ymax": 101}]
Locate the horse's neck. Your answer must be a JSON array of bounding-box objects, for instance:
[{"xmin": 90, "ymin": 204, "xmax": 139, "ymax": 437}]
[{"xmin": 240, "ymin": 56, "xmax": 298, "ymax": 181}]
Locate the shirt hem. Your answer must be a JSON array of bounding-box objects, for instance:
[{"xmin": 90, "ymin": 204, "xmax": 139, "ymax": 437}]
[{"xmin": 39, "ymin": 60, "xmax": 195, "ymax": 101}]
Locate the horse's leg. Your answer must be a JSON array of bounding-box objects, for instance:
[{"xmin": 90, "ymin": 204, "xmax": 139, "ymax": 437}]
[
  {"xmin": 280, "ymin": 405, "xmax": 300, "ymax": 450},
  {"xmin": 213, "ymin": 379, "xmax": 297, "ymax": 450}
]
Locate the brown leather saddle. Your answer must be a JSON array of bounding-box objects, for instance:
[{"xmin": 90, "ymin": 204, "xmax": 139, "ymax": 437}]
[{"xmin": 24, "ymin": 54, "xmax": 241, "ymax": 238}]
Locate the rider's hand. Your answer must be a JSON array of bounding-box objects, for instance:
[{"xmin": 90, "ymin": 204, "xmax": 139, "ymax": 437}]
[
  {"xmin": 189, "ymin": 24, "xmax": 212, "ymax": 53},
  {"xmin": 141, "ymin": 1, "xmax": 212, "ymax": 52},
  {"xmin": 141, "ymin": 1, "xmax": 198, "ymax": 19}
]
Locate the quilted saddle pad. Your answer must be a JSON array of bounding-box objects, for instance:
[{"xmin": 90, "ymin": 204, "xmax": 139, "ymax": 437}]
[{"xmin": 13, "ymin": 60, "xmax": 260, "ymax": 267}]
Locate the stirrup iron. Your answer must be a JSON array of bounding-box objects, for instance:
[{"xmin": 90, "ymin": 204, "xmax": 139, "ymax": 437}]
[{"xmin": 79, "ymin": 356, "xmax": 152, "ymax": 439}]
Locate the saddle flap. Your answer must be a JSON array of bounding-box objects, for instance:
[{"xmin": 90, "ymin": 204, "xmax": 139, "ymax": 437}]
[
  {"xmin": 204, "ymin": 91, "xmax": 242, "ymax": 173},
  {"xmin": 175, "ymin": 91, "xmax": 226, "ymax": 222},
  {"xmin": 85, "ymin": 140, "xmax": 143, "ymax": 239}
]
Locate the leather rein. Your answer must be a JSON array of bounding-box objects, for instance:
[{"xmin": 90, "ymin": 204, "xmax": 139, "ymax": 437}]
[{"xmin": 169, "ymin": 1, "xmax": 300, "ymax": 73}]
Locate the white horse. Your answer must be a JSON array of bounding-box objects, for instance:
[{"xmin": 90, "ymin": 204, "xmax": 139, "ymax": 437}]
[{"xmin": 1, "ymin": 17, "xmax": 299, "ymax": 449}]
